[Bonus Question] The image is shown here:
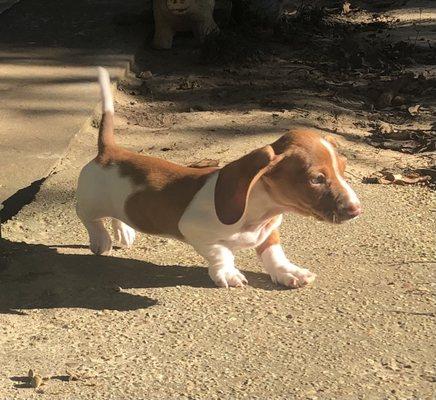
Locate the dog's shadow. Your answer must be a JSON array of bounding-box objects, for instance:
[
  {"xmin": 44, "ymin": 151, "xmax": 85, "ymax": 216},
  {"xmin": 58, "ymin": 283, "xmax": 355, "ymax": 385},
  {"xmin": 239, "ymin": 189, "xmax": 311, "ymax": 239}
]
[{"xmin": 0, "ymin": 239, "xmax": 274, "ymax": 314}]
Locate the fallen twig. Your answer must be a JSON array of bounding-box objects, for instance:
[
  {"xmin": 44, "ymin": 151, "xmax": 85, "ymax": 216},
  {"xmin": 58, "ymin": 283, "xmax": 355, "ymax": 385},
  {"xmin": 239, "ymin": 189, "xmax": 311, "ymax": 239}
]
[{"xmin": 384, "ymin": 260, "xmax": 436, "ymax": 266}]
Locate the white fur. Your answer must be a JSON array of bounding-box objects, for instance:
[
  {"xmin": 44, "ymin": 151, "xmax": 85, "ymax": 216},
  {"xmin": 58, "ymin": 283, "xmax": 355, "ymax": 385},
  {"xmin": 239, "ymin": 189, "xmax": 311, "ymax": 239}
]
[
  {"xmin": 98, "ymin": 67, "xmax": 114, "ymax": 114},
  {"xmin": 86, "ymin": 220, "xmax": 113, "ymax": 255},
  {"xmin": 196, "ymin": 244, "xmax": 247, "ymax": 288},
  {"xmin": 179, "ymin": 173, "xmax": 284, "ymax": 287},
  {"xmin": 320, "ymin": 139, "xmax": 360, "ymax": 207},
  {"xmin": 260, "ymin": 244, "xmax": 316, "ymax": 288},
  {"xmin": 112, "ymin": 219, "xmax": 136, "ymax": 247},
  {"xmin": 76, "ymin": 162, "xmax": 136, "ymax": 254}
]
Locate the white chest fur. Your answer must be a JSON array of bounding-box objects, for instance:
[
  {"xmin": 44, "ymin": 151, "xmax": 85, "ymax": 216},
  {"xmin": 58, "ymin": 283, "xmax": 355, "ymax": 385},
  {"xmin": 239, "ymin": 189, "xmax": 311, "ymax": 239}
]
[{"xmin": 178, "ymin": 172, "xmax": 282, "ymax": 250}]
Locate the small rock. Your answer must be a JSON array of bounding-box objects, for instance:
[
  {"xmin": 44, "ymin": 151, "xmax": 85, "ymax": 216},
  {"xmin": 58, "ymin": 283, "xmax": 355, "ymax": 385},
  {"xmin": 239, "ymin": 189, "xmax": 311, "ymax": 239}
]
[
  {"xmin": 381, "ymin": 357, "xmax": 399, "ymax": 371},
  {"xmin": 377, "ymin": 121, "xmax": 394, "ymax": 135},
  {"xmin": 376, "ymin": 92, "xmax": 393, "ymax": 108},
  {"xmin": 391, "ymin": 95, "xmax": 405, "ymax": 106},
  {"xmin": 138, "ymin": 70, "xmax": 153, "ymax": 79},
  {"xmin": 91, "ymin": 116, "xmax": 100, "ymax": 129}
]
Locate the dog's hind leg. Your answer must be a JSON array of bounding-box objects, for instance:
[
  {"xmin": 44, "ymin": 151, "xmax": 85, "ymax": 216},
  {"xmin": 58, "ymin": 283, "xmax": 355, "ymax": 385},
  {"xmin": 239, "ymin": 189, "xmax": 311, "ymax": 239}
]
[
  {"xmin": 76, "ymin": 190, "xmax": 113, "ymax": 255},
  {"xmin": 81, "ymin": 218, "xmax": 112, "ymax": 255},
  {"xmin": 112, "ymin": 219, "xmax": 136, "ymax": 247}
]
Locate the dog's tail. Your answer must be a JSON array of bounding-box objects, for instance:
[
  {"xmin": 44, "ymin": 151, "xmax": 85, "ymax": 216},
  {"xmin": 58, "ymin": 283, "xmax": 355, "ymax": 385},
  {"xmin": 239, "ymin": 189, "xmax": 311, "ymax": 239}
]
[{"xmin": 97, "ymin": 67, "xmax": 115, "ymax": 155}]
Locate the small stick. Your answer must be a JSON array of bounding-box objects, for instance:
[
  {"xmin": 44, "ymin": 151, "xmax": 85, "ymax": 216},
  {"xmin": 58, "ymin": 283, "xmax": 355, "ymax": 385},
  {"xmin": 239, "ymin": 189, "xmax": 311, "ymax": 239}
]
[
  {"xmin": 389, "ymin": 310, "xmax": 435, "ymax": 317},
  {"xmin": 383, "ymin": 260, "xmax": 436, "ymax": 266},
  {"xmin": 404, "ymin": 260, "xmax": 436, "ymax": 264}
]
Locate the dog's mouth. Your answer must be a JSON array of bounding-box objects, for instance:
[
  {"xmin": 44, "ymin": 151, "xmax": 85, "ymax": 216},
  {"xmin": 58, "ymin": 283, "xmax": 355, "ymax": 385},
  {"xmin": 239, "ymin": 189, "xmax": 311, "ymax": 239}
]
[
  {"xmin": 313, "ymin": 210, "xmax": 360, "ymax": 224},
  {"xmin": 276, "ymin": 199, "xmax": 360, "ymax": 225}
]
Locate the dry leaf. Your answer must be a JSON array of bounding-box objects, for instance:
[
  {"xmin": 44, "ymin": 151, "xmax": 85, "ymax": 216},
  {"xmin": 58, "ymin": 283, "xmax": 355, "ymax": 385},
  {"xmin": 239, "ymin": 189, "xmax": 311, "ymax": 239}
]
[
  {"xmin": 408, "ymin": 104, "xmax": 420, "ymax": 116},
  {"xmin": 363, "ymin": 170, "xmax": 431, "ymax": 186},
  {"xmin": 188, "ymin": 159, "xmax": 220, "ymax": 168},
  {"xmin": 66, "ymin": 369, "xmax": 80, "ymax": 381},
  {"xmin": 30, "ymin": 374, "xmax": 43, "ymax": 389},
  {"xmin": 368, "ymin": 127, "xmax": 435, "ymax": 154},
  {"xmin": 342, "ymin": 1, "xmax": 351, "ymax": 14}
]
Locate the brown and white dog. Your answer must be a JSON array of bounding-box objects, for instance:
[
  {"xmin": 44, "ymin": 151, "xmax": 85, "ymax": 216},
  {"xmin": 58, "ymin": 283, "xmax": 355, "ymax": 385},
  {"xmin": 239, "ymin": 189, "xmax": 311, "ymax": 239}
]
[{"xmin": 76, "ymin": 68, "xmax": 362, "ymax": 288}]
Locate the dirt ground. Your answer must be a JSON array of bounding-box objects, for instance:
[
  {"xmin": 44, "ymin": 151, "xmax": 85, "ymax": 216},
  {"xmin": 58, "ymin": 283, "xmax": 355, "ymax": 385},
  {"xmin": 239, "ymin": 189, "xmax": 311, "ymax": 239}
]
[{"xmin": 1, "ymin": 1, "xmax": 435, "ymax": 399}]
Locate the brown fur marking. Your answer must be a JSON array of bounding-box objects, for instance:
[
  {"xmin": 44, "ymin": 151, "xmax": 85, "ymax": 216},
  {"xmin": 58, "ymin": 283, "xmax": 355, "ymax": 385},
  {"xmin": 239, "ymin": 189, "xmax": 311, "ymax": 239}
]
[
  {"xmin": 256, "ymin": 229, "xmax": 280, "ymax": 256},
  {"xmin": 96, "ymin": 144, "xmax": 217, "ymax": 239}
]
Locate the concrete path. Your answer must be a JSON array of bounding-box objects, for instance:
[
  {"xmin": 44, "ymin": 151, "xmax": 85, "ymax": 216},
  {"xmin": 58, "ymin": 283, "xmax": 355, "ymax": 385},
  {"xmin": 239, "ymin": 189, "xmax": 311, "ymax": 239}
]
[{"xmin": 0, "ymin": 0, "xmax": 145, "ymax": 204}]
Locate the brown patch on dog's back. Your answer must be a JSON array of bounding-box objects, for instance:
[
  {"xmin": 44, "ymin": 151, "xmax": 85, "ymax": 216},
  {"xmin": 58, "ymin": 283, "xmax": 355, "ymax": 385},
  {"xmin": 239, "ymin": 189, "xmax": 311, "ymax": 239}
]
[
  {"xmin": 97, "ymin": 144, "xmax": 217, "ymax": 239},
  {"xmin": 123, "ymin": 159, "xmax": 216, "ymax": 239}
]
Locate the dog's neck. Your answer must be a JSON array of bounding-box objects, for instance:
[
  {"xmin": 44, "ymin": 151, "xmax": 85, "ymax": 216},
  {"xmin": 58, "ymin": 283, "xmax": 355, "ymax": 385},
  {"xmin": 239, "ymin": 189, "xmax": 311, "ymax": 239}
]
[{"xmin": 244, "ymin": 179, "xmax": 285, "ymax": 228}]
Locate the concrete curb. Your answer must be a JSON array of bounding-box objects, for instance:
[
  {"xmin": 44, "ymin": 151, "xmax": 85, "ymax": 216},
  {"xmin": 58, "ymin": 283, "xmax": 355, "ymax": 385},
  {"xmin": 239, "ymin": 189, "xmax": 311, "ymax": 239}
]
[{"xmin": 0, "ymin": 0, "xmax": 144, "ymax": 206}]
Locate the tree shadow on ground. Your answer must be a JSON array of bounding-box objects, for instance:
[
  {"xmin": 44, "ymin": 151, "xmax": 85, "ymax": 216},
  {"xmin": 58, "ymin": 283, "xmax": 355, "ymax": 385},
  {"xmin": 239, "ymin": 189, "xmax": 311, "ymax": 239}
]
[
  {"xmin": 0, "ymin": 0, "xmax": 147, "ymax": 51},
  {"xmin": 0, "ymin": 239, "xmax": 273, "ymax": 314}
]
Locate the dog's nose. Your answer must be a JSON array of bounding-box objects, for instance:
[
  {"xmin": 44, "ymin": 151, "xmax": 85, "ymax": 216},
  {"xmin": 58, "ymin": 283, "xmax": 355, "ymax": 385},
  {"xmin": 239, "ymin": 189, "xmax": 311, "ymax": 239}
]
[
  {"xmin": 345, "ymin": 203, "xmax": 362, "ymax": 218},
  {"xmin": 337, "ymin": 202, "xmax": 362, "ymax": 222}
]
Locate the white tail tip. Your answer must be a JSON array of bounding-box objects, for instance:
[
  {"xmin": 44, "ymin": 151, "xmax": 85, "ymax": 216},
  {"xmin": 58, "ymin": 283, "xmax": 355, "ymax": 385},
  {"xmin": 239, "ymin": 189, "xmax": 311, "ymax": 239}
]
[{"xmin": 97, "ymin": 67, "xmax": 114, "ymax": 114}]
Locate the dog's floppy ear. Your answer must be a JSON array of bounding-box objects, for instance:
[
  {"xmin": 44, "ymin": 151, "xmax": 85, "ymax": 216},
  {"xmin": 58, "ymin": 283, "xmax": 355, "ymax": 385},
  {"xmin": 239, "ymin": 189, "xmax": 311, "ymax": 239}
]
[{"xmin": 215, "ymin": 145, "xmax": 281, "ymax": 225}]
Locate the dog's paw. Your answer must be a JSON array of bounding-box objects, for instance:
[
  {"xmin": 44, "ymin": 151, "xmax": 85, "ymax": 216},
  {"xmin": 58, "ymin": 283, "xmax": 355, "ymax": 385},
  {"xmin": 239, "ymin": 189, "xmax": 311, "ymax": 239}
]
[
  {"xmin": 89, "ymin": 229, "xmax": 112, "ymax": 255},
  {"xmin": 269, "ymin": 264, "xmax": 316, "ymax": 288},
  {"xmin": 112, "ymin": 219, "xmax": 136, "ymax": 247},
  {"xmin": 209, "ymin": 266, "xmax": 248, "ymax": 288}
]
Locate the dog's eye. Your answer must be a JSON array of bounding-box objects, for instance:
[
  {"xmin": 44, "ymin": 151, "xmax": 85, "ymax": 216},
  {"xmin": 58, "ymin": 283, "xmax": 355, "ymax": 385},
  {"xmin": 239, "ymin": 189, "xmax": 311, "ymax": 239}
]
[{"xmin": 311, "ymin": 174, "xmax": 326, "ymax": 185}]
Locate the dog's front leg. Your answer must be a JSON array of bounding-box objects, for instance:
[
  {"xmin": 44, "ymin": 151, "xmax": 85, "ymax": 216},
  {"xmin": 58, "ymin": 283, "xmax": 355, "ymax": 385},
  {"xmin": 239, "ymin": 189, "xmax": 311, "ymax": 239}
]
[
  {"xmin": 194, "ymin": 244, "xmax": 247, "ymax": 288},
  {"xmin": 256, "ymin": 230, "xmax": 316, "ymax": 288}
]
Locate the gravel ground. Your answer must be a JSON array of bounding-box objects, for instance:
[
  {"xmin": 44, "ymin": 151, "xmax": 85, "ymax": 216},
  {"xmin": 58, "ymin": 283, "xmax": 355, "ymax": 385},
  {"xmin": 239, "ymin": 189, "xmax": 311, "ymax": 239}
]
[{"xmin": 1, "ymin": 107, "xmax": 434, "ymax": 398}]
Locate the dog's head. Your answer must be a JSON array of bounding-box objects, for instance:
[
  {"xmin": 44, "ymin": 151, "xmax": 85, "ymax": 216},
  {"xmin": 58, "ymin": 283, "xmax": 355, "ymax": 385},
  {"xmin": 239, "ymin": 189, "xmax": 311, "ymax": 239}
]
[{"xmin": 215, "ymin": 129, "xmax": 362, "ymax": 225}]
